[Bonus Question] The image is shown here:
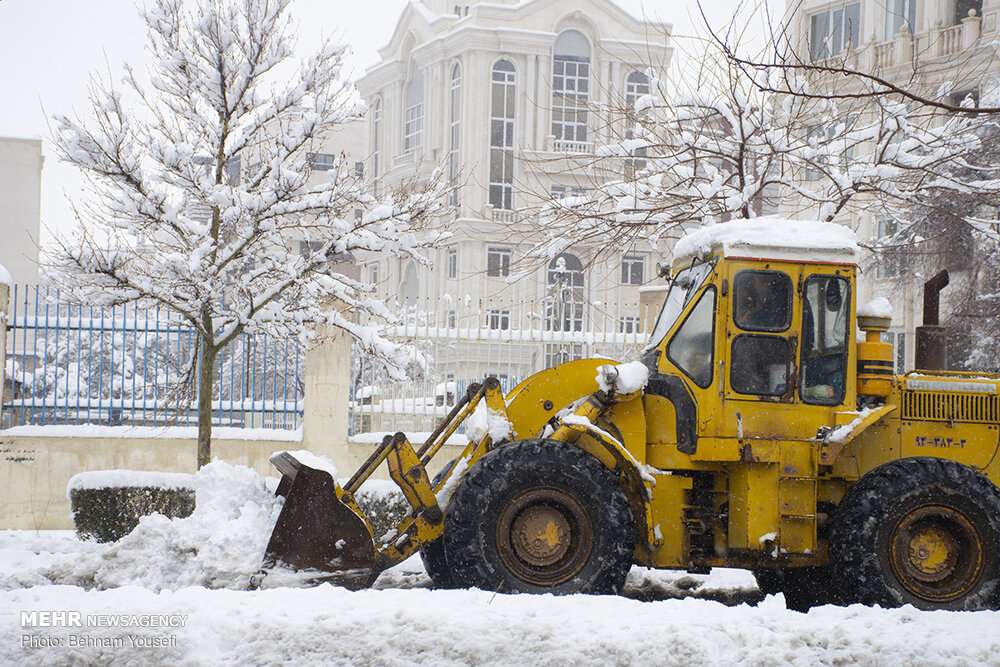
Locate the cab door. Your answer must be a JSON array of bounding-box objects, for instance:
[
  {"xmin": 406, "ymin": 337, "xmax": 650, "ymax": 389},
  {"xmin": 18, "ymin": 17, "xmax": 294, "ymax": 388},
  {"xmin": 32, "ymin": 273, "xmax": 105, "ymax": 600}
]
[{"xmin": 718, "ymin": 261, "xmax": 854, "ymax": 441}]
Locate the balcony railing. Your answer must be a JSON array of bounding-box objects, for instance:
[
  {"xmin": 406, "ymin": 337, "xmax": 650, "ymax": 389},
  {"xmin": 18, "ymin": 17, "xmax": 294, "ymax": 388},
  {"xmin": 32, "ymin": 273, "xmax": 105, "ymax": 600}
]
[
  {"xmin": 816, "ymin": 12, "xmax": 981, "ymax": 71},
  {"xmin": 938, "ymin": 24, "xmax": 964, "ymax": 57},
  {"xmin": 489, "ymin": 206, "xmax": 521, "ymax": 224},
  {"xmin": 551, "ymin": 138, "xmax": 593, "ymax": 154}
]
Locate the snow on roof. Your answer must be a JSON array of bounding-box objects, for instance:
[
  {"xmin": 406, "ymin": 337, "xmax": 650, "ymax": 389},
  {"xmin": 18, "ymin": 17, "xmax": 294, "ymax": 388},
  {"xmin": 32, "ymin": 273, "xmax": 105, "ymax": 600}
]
[{"xmin": 672, "ymin": 218, "xmax": 859, "ymax": 268}]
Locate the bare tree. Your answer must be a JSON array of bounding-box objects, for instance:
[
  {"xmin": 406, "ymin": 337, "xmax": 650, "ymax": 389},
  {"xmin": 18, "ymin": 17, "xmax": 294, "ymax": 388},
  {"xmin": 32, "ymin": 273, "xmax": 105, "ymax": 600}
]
[{"xmin": 49, "ymin": 0, "xmax": 449, "ymax": 466}]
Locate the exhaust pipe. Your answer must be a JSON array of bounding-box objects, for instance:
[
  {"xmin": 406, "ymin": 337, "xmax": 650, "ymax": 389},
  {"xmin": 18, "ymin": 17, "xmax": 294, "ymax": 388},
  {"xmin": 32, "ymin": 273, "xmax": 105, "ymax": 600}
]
[{"xmin": 915, "ymin": 270, "xmax": 949, "ymax": 370}]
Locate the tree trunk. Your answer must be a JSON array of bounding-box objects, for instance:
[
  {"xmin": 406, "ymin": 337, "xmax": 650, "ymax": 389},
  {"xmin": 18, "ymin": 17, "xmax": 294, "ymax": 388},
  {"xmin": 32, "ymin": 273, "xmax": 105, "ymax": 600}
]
[{"xmin": 197, "ymin": 335, "xmax": 217, "ymax": 469}]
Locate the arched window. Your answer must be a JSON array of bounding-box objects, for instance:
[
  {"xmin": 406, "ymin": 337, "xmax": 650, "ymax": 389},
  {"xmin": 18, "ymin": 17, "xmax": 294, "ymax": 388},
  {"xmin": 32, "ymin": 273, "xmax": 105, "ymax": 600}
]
[
  {"xmin": 448, "ymin": 63, "xmax": 462, "ymax": 206},
  {"xmin": 489, "ymin": 59, "xmax": 516, "ymax": 210},
  {"xmin": 403, "ymin": 68, "xmax": 424, "ymax": 152},
  {"xmin": 371, "ymin": 97, "xmax": 382, "ymax": 189},
  {"xmin": 552, "ymin": 30, "xmax": 591, "ymax": 146},
  {"xmin": 625, "ymin": 70, "xmax": 650, "ymax": 113},
  {"xmin": 546, "ymin": 253, "xmax": 585, "ymax": 333}
]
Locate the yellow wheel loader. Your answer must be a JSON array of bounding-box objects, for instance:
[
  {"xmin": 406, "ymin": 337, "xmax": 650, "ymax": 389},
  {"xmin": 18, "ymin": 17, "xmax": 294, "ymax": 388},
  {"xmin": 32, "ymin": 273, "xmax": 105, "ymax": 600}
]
[{"xmin": 259, "ymin": 219, "xmax": 1000, "ymax": 611}]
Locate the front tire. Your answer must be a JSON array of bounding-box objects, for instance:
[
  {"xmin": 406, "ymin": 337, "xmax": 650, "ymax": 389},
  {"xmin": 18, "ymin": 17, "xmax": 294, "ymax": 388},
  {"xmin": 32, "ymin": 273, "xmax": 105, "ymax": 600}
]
[
  {"xmin": 444, "ymin": 440, "xmax": 634, "ymax": 594},
  {"xmin": 829, "ymin": 457, "xmax": 1000, "ymax": 610},
  {"xmin": 419, "ymin": 458, "xmax": 458, "ymax": 589}
]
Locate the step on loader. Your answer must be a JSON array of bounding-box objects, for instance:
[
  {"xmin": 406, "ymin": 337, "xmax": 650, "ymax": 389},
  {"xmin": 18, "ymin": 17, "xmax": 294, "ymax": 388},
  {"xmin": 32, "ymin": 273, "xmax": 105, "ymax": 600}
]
[{"xmin": 258, "ymin": 218, "xmax": 1000, "ymax": 611}]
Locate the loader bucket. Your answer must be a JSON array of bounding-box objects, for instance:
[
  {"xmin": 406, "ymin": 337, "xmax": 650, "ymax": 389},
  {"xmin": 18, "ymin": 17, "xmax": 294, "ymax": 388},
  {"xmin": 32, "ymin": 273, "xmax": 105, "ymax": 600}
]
[{"xmin": 260, "ymin": 452, "xmax": 378, "ymax": 590}]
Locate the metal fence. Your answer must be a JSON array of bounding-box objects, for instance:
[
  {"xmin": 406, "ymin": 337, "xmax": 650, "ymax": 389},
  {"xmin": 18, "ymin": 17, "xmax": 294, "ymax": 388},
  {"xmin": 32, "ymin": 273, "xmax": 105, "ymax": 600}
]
[
  {"xmin": 2, "ymin": 285, "xmax": 305, "ymax": 430},
  {"xmin": 347, "ymin": 294, "xmax": 660, "ymax": 436}
]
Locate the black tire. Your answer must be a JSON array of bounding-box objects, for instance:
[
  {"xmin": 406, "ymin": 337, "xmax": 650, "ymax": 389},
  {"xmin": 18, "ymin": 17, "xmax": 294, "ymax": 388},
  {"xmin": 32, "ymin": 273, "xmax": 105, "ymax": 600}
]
[
  {"xmin": 443, "ymin": 439, "xmax": 634, "ymax": 594},
  {"xmin": 420, "ymin": 458, "xmax": 458, "ymax": 589},
  {"xmin": 829, "ymin": 457, "xmax": 1000, "ymax": 611},
  {"xmin": 753, "ymin": 567, "xmax": 838, "ymax": 612}
]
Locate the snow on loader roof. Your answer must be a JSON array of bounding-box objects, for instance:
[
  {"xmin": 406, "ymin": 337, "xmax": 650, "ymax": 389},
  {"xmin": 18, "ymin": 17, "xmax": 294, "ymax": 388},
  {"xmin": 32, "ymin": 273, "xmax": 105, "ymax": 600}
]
[{"xmin": 672, "ymin": 218, "xmax": 859, "ymax": 269}]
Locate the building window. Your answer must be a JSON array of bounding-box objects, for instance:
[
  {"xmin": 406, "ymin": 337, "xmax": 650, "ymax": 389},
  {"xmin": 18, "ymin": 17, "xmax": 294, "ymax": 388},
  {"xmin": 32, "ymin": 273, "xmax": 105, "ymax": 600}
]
[
  {"xmin": 545, "ymin": 343, "xmax": 584, "ymax": 368},
  {"xmin": 371, "ymin": 97, "xmax": 382, "ymax": 188},
  {"xmin": 546, "ymin": 253, "xmax": 585, "ymax": 332},
  {"xmin": 552, "ymin": 30, "xmax": 591, "ymax": 144},
  {"xmin": 956, "ymin": 1, "xmax": 984, "ymax": 24},
  {"xmin": 354, "ymin": 161, "xmax": 365, "ymax": 179},
  {"xmin": 368, "ymin": 263, "xmax": 379, "ymax": 285},
  {"xmin": 403, "ymin": 68, "xmax": 424, "ymax": 153},
  {"xmin": 449, "ymin": 63, "xmax": 462, "ymax": 206},
  {"xmin": 489, "ymin": 59, "xmax": 516, "ymax": 210},
  {"xmin": 447, "ymin": 248, "xmax": 458, "ymax": 279},
  {"xmin": 551, "ymin": 184, "xmax": 587, "ymax": 199},
  {"xmin": 487, "ymin": 309, "xmax": 511, "ymax": 330},
  {"xmin": 487, "ymin": 246, "xmax": 512, "ymax": 277},
  {"xmin": 619, "ymin": 316, "xmax": 640, "ymax": 334},
  {"xmin": 625, "ymin": 70, "xmax": 651, "ymax": 113},
  {"xmin": 447, "ymin": 310, "xmax": 457, "ymax": 328},
  {"xmin": 876, "ymin": 219, "xmax": 902, "ymax": 279},
  {"xmin": 884, "ymin": 0, "xmax": 916, "ymax": 39},
  {"xmin": 809, "ymin": 3, "xmax": 860, "ymax": 60},
  {"xmin": 624, "ymin": 70, "xmax": 651, "ymax": 178},
  {"xmin": 308, "ymin": 153, "xmax": 337, "ymax": 171},
  {"xmin": 621, "ymin": 255, "xmax": 645, "ymax": 285}
]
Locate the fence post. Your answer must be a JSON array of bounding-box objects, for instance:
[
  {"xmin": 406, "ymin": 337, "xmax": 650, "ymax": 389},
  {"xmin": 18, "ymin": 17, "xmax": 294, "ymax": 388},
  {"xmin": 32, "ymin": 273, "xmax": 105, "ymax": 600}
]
[{"xmin": 0, "ymin": 280, "xmax": 8, "ymax": 427}]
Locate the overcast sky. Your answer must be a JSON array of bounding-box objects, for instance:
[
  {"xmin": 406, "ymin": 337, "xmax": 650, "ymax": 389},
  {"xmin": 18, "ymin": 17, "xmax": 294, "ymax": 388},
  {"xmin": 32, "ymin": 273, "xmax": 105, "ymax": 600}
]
[{"xmin": 0, "ymin": 0, "xmax": 777, "ymax": 243}]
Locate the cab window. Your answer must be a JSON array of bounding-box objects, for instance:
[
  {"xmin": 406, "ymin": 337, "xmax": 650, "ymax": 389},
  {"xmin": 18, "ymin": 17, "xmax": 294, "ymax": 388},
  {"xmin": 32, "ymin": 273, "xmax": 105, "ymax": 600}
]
[
  {"xmin": 801, "ymin": 275, "xmax": 850, "ymax": 404},
  {"xmin": 733, "ymin": 270, "xmax": 792, "ymax": 332},
  {"xmin": 731, "ymin": 335, "xmax": 791, "ymax": 396},
  {"xmin": 668, "ymin": 288, "xmax": 716, "ymax": 388}
]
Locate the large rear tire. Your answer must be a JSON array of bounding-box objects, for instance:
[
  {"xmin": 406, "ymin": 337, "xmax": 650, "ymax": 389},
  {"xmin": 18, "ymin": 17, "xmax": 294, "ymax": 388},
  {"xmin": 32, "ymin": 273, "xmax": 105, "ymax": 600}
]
[
  {"xmin": 444, "ymin": 440, "xmax": 634, "ymax": 594},
  {"xmin": 753, "ymin": 567, "xmax": 839, "ymax": 612},
  {"xmin": 829, "ymin": 457, "xmax": 1000, "ymax": 610}
]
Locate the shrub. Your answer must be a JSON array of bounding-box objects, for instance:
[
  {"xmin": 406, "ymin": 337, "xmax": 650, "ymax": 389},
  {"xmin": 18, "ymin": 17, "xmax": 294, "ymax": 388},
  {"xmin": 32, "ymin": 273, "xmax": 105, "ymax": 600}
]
[
  {"xmin": 355, "ymin": 486, "xmax": 409, "ymax": 541},
  {"xmin": 68, "ymin": 471, "xmax": 195, "ymax": 543}
]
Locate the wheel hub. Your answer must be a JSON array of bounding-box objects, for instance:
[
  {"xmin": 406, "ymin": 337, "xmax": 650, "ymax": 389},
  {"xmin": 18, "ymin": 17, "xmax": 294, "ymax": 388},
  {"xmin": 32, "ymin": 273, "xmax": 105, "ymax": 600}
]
[
  {"xmin": 889, "ymin": 505, "xmax": 984, "ymax": 603},
  {"xmin": 511, "ymin": 505, "xmax": 571, "ymax": 567},
  {"xmin": 496, "ymin": 487, "xmax": 594, "ymax": 587}
]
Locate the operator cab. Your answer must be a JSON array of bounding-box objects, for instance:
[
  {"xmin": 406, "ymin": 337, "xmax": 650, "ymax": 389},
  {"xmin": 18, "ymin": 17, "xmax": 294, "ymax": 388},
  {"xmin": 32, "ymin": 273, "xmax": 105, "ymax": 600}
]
[{"xmin": 643, "ymin": 218, "xmax": 860, "ymax": 443}]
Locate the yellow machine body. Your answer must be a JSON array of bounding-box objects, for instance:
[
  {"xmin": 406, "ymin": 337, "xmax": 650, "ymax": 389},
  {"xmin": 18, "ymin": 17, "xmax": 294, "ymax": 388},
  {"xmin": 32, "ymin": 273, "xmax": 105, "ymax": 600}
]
[{"xmin": 263, "ymin": 245, "xmax": 1000, "ymax": 586}]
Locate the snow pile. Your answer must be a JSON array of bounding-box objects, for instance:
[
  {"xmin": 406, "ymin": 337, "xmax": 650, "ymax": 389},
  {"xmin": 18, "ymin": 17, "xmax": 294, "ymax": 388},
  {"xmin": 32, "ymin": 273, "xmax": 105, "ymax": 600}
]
[
  {"xmin": 67, "ymin": 470, "xmax": 194, "ymax": 495},
  {"xmin": 859, "ymin": 296, "xmax": 893, "ymax": 319},
  {"xmin": 44, "ymin": 461, "xmax": 283, "ymax": 591},
  {"xmin": 3, "ymin": 582, "xmax": 999, "ymax": 666},
  {"xmin": 465, "ymin": 401, "xmax": 513, "ymax": 444},
  {"xmin": 596, "ymin": 361, "xmax": 650, "ymax": 394},
  {"xmin": 673, "ymin": 218, "xmax": 859, "ymax": 265},
  {"xmin": 0, "ymin": 262, "xmax": 11, "ymax": 288}
]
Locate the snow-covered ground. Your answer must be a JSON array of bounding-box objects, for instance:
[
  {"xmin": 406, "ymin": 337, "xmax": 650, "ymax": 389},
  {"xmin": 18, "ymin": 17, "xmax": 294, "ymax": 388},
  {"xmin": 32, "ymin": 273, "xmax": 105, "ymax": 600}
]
[{"xmin": 2, "ymin": 462, "xmax": 999, "ymax": 665}]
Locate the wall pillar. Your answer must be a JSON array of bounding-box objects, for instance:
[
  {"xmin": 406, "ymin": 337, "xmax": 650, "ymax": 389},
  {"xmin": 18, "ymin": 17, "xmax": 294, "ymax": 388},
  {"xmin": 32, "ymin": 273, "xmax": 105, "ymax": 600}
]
[
  {"xmin": 0, "ymin": 281, "xmax": 7, "ymax": 427},
  {"xmin": 301, "ymin": 325, "xmax": 352, "ymax": 460}
]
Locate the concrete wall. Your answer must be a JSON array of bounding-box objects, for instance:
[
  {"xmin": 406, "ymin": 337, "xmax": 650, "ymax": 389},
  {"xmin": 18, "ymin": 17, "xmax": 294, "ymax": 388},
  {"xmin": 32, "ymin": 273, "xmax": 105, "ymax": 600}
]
[{"xmin": 0, "ymin": 137, "xmax": 43, "ymax": 286}]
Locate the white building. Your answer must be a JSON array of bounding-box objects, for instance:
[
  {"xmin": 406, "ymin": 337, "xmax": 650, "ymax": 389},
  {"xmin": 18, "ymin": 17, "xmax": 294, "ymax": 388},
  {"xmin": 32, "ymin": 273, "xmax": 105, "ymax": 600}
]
[
  {"xmin": 784, "ymin": 0, "xmax": 994, "ymax": 372},
  {"xmin": 0, "ymin": 137, "xmax": 43, "ymax": 286},
  {"xmin": 352, "ymin": 0, "xmax": 674, "ymax": 383}
]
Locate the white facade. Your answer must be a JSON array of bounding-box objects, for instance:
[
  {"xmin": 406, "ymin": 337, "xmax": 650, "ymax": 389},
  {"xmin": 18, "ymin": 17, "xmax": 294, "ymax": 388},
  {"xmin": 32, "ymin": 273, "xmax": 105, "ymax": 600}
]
[
  {"xmin": 352, "ymin": 0, "xmax": 674, "ymax": 381},
  {"xmin": 0, "ymin": 137, "xmax": 43, "ymax": 286},
  {"xmin": 785, "ymin": 0, "xmax": 995, "ymax": 372}
]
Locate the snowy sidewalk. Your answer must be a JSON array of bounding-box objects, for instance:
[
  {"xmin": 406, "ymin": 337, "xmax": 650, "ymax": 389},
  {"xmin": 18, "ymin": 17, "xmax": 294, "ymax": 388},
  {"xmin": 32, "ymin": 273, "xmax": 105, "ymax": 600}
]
[{"xmin": 4, "ymin": 582, "xmax": 1000, "ymax": 666}]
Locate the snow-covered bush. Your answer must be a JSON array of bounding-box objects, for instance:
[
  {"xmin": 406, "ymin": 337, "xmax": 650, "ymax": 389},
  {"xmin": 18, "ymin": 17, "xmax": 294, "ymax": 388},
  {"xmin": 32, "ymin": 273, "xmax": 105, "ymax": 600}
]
[{"xmin": 69, "ymin": 471, "xmax": 195, "ymax": 543}]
